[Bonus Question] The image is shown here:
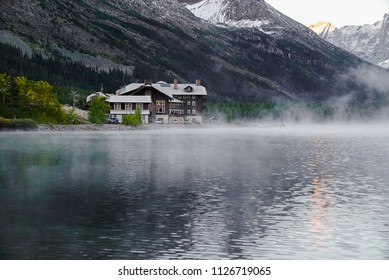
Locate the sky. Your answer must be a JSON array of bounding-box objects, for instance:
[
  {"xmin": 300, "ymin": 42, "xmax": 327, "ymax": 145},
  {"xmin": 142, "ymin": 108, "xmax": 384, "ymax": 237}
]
[{"xmin": 266, "ymin": 0, "xmax": 389, "ymax": 27}]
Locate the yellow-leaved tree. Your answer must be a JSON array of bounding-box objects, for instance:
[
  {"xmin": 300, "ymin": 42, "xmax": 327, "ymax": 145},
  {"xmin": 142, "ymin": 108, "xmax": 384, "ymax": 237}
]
[{"xmin": 16, "ymin": 76, "xmax": 67, "ymax": 124}]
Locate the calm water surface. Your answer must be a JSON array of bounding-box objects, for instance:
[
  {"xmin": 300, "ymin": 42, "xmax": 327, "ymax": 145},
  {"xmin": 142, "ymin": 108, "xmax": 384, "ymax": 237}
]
[{"xmin": 1, "ymin": 126, "xmax": 389, "ymax": 259}]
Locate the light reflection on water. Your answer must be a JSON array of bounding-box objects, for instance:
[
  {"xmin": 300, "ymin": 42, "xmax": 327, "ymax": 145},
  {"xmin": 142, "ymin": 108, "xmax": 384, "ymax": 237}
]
[{"xmin": 1, "ymin": 127, "xmax": 389, "ymax": 259}]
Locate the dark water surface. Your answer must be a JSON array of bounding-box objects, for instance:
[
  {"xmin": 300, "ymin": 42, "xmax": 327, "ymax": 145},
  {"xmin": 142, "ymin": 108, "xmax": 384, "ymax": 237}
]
[{"xmin": 1, "ymin": 126, "xmax": 389, "ymax": 259}]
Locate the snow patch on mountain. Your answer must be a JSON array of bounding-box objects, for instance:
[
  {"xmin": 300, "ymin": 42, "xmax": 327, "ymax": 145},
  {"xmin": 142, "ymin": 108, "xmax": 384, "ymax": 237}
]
[
  {"xmin": 187, "ymin": 0, "xmax": 274, "ymax": 33},
  {"xmin": 379, "ymin": 59, "xmax": 389, "ymax": 68},
  {"xmin": 188, "ymin": 0, "xmax": 228, "ymax": 22},
  {"xmin": 187, "ymin": 0, "xmax": 319, "ymax": 39}
]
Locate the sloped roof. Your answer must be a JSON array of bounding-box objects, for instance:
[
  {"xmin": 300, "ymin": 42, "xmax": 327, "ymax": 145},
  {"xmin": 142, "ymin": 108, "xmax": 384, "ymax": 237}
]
[
  {"xmin": 118, "ymin": 82, "xmax": 207, "ymax": 97},
  {"xmin": 170, "ymin": 98, "xmax": 184, "ymax": 104},
  {"xmin": 86, "ymin": 92, "xmax": 111, "ymax": 103}
]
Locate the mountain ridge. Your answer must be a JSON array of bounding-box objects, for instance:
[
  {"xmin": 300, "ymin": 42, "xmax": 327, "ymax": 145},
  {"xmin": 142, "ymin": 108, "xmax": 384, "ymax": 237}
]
[
  {"xmin": 187, "ymin": 0, "xmax": 317, "ymax": 39},
  {"xmin": 310, "ymin": 14, "xmax": 389, "ymax": 69},
  {"xmin": 0, "ymin": 0, "xmax": 387, "ymax": 103}
]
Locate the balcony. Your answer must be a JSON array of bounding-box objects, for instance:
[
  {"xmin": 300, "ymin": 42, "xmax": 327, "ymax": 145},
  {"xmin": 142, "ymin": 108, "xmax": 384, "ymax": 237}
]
[{"xmin": 110, "ymin": 110, "xmax": 150, "ymax": 115}]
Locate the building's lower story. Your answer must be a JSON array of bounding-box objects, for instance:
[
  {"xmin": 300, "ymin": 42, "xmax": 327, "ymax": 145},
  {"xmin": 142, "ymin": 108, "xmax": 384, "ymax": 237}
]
[
  {"xmin": 155, "ymin": 115, "xmax": 203, "ymax": 124},
  {"xmin": 167, "ymin": 115, "xmax": 203, "ymax": 124},
  {"xmin": 109, "ymin": 111, "xmax": 203, "ymax": 124},
  {"xmin": 109, "ymin": 110, "xmax": 150, "ymax": 124}
]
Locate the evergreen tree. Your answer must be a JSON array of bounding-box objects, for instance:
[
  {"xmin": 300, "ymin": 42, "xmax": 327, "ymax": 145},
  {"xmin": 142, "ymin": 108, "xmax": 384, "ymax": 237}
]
[
  {"xmin": 0, "ymin": 73, "xmax": 6, "ymax": 104},
  {"xmin": 6, "ymin": 70, "xmax": 20, "ymax": 118},
  {"xmin": 0, "ymin": 43, "xmax": 133, "ymax": 96}
]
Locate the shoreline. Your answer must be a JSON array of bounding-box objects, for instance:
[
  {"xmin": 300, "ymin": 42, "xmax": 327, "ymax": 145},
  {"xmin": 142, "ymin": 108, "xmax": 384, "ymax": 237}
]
[
  {"xmin": 0, "ymin": 122, "xmax": 287, "ymax": 132},
  {"xmin": 38, "ymin": 124, "xmax": 205, "ymax": 131},
  {"xmin": 1, "ymin": 123, "xmax": 218, "ymax": 132},
  {"xmin": 2, "ymin": 123, "xmax": 389, "ymax": 135}
]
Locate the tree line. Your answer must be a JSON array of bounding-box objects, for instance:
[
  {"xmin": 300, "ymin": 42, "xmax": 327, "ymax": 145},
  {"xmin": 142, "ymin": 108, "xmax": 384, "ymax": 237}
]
[
  {"xmin": 206, "ymin": 98, "xmax": 389, "ymax": 123},
  {"xmin": 0, "ymin": 42, "xmax": 132, "ymax": 94}
]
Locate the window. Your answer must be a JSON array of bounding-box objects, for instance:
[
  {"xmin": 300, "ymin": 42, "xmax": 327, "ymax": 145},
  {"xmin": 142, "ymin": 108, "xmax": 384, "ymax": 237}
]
[
  {"xmin": 187, "ymin": 109, "xmax": 191, "ymax": 115},
  {"xmin": 192, "ymin": 101, "xmax": 196, "ymax": 106},
  {"xmin": 125, "ymin": 103, "xmax": 131, "ymax": 111},
  {"xmin": 170, "ymin": 103, "xmax": 184, "ymax": 109},
  {"xmin": 192, "ymin": 95, "xmax": 196, "ymax": 99},
  {"xmin": 114, "ymin": 103, "xmax": 121, "ymax": 110},
  {"xmin": 136, "ymin": 103, "xmax": 143, "ymax": 110},
  {"xmin": 192, "ymin": 109, "xmax": 196, "ymax": 115},
  {"xmin": 187, "ymin": 101, "xmax": 191, "ymax": 106},
  {"xmin": 169, "ymin": 109, "xmax": 184, "ymax": 115},
  {"xmin": 156, "ymin": 100, "xmax": 165, "ymax": 113}
]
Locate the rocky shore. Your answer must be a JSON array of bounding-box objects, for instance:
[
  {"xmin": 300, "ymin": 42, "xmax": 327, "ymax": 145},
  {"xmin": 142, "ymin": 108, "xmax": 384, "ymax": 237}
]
[
  {"xmin": 1, "ymin": 122, "xmax": 284, "ymax": 132},
  {"xmin": 35, "ymin": 123, "xmax": 210, "ymax": 131}
]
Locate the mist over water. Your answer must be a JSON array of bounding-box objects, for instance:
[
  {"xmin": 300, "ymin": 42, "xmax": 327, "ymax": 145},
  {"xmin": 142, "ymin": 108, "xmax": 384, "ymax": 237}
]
[{"xmin": 1, "ymin": 126, "xmax": 389, "ymax": 259}]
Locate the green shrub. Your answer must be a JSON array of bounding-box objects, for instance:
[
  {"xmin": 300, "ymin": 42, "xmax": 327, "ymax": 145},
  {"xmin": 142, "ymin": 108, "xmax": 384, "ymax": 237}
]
[
  {"xmin": 11, "ymin": 118, "xmax": 38, "ymax": 128},
  {"xmin": 122, "ymin": 107, "xmax": 142, "ymax": 126},
  {"xmin": 67, "ymin": 107, "xmax": 80, "ymax": 124},
  {"xmin": 0, "ymin": 116, "xmax": 12, "ymax": 127},
  {"xmin": 88, "ymin": 96, "xmax": 110, "ymax": 124},
  {"xmin": 0, "ymin": 116, "xmax": 37, "ymax": 129}
]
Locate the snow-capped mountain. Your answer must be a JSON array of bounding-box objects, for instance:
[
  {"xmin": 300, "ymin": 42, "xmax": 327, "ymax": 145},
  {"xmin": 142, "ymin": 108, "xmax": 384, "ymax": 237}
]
[
  {"xmin": 186, "ymin": 0, "xmax": 333, "ymax": 52},
  {"xmin": 187, "ymin": 0, "xmax": 305, "ymax": 34},
  {"xmin": 310, "ymin": 14, "xmax": 389, "ymax": 68},
  {"xmin": 188, "ymin": 0, "xmax": 307, "ymax": 34}
]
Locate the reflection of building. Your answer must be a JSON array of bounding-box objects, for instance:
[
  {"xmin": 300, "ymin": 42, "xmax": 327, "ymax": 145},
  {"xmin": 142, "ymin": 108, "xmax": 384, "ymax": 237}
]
[
  {"xmin": 108, "ymin": 80, "xmax": 207, "ymax": 124},
  {"xmin": 310, "ymin": 177, "xmax": 330, "ymax": 240}
]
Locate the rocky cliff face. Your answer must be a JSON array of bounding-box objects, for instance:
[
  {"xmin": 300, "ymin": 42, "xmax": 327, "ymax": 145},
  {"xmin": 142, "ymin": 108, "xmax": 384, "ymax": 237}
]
[
  {"xmin": 177, "ymin": 0, "xmax": 200, "ymax": 3},
  {"xmin": 188, "ymin": 0, "xmax": 311, "ymax": 36},
  {"xmin": 187, "ymin": 0, "xmax": 351, "ymax": 56},
  {"xmin": 309, "ymin": 22, "xmax": 336, "ymax": 40},
  {"xmin": 0, "ymin": 0, "xmax": 385, "ymax": 102},
  {"xmin": 310, "ymin": 14, "xmax": 389, "ymax": 68}
]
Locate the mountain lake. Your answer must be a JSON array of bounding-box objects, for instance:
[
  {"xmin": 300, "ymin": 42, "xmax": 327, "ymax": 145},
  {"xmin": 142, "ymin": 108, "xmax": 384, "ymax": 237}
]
[{"xmin": 1, "ymin": 125, "xmax": 389, "ymax": 259}]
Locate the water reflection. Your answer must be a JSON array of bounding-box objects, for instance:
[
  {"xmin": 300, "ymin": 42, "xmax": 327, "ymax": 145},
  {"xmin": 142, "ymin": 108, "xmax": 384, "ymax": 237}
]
[
  {"xmin": 310, "ymin": 177, "xmax": 330, "ymax": 245},
  {"xmin": 1, "ymin": 129, "xmax": 389, "ymax": 259}
]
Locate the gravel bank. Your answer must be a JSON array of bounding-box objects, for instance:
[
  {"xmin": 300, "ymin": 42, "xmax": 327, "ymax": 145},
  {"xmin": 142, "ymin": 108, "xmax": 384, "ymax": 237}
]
[
  {"xmin": 2, "ymin": 123, "xmax": 283, "ymax": 132},
  {"xmin": 36, "ymin": 124, "xmax": 211, "ymax": 131}
]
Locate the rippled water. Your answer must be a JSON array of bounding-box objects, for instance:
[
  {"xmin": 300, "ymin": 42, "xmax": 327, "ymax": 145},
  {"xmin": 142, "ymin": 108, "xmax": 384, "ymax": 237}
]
[{"xmin": 1, "ymin": 126, "xmax": 389, "ymax": 259}]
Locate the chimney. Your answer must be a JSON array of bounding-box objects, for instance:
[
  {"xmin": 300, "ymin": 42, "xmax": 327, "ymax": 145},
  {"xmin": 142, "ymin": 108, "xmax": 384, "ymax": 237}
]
[
  {"xmin": 144, "ymin": 79, "xmax": 152, "ymax": 85},
  {"xmin": 195, "ymin": 79, "xmax": 201, "ymax": 86},
  {"xmin": 173, "ymin": 79, "xmax": 178, "ymax": 90}
]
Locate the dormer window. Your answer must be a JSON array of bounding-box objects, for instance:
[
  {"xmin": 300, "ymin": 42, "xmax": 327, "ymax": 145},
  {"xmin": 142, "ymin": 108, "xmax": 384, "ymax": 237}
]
[{"xmin": 184, "ymin": 86, "xmax": 193, "ymax": 92}]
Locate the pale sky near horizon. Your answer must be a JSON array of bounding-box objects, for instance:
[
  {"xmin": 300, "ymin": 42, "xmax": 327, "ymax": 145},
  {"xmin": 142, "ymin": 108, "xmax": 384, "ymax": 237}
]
[{"xmin": 266, "ymin": 0, "xmax": 389, "ymax": 27}]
